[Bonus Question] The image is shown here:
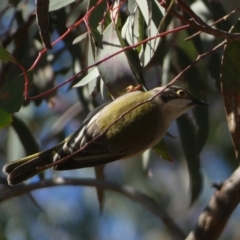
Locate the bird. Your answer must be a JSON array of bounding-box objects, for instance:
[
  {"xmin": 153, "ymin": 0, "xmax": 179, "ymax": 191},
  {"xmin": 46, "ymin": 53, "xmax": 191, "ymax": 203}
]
[{"xmin": 3, "ymin": 85, "xmax": 208, "ymax": 185}]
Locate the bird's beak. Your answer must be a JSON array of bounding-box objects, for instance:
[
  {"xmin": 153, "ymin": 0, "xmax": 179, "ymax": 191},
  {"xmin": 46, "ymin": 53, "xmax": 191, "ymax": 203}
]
[{"xmin": 193, "ymin": 98, "xmax": 209, "ymax": 106}]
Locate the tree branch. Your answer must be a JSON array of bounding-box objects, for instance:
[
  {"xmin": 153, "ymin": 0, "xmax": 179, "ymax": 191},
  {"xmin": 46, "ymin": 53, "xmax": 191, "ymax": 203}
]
[
  {"xmin": 159, "ymin": 0, "xmax": 240, "ymax": 41},
  {"xmin": 186, "ymin": 166, "xmax": 240, "ymax": 240}
]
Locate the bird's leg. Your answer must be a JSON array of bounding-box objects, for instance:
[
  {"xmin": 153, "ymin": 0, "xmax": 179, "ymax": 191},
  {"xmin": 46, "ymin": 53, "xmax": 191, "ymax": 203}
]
[{"xmin": 126, "ymin": 84, "xmax": 143, "ymax": 93}]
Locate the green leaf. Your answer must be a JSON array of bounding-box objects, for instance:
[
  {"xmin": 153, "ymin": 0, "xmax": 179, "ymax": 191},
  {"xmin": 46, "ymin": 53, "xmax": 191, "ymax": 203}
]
[
  {"xmin": 177, "ymin": 114, "xmax": 202, "ymax": 205},
  {"xmin": 36, "ymin": 0, "xmax": 51, "ymax": 49},
  {"xmin": 72, "ymin": 30, "xmax": 99, "ymax": 91},
  {"xmin": 72, "ymin": 32, "xmax": 88, "ymax": 45},
  {"xmin": 94, "ymin": 165, "xmax": 105, "ymax": 213},
  {"xmin": 66, "ymin": 1, "xmax": 85, "ymax": 28},
  {"xmin": 122, "ymin": 0, "xmax": 163, "ymax": 66},
  {"xmin": 11, "ymin": 116, "xmax": 39, "ymax": 156},
  {"xmin": 88, "ymin": 0, "xmax": 107, "ymax": 29},
  {"xmin": 11, "ymin": 115, "xmax": 45, "ymax": 186},
  {"xmin": 175, "ymin": 47, "xmax": 209, "ymax": 155},
  {"xmin": 0, "ymin": 46, "xmax": 17, "ymax": 64},
  {"xmin": 221, "ymin": 19, "xmax": 240, "ymax": 159},
  {"xmin": 0, "ymin": 109, "xmax": 12, "ymax": 130},
  {"xmin": 49, "ymin": 0, "xmax": 77, "ymax": 12},
  {"xmin": 174, "ymin": 47, "xmax": 208, "ymax": 204},
  {"xmin": 116, "ymin": 27, "xmax": 145, "ymax": 88},
  {"xmin": 73, "ymin": 67, "xmax": 99, "ymax": 88},
  {"xmin": 152, "ymin": 139, "xmax": 172, "ymax": 162},
  {"xmin": 122, "ymin": 4, "xmax": 142, "ymax": 49},
  {"xmin": 0, "ymin": 76, "xmax": 24, "ymax": 114},
  {"xmin": 96, "ymin": 23, "xmax": 139, "ymax": 98}
]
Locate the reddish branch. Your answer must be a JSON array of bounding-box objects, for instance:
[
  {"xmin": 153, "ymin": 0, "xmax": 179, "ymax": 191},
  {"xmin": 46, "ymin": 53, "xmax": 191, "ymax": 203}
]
[
  {"xmin": 28, "ymin": 0, "xmax": 240, "ymax": 100},
  {"xmin": 159, "ymin": 0, "xmax": 240, "ymax": 40},
  {"xmin": 169, "ymin": 40, "xmax": 227, "ymax": 86},
  {"xmin": 28, "ymin": 24, "xmax": 189, "ymax": 100}
]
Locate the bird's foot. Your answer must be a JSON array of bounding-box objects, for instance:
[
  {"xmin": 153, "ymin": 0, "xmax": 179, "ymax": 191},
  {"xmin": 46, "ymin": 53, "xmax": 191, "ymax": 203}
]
[{"xmin": 126, "ymin": 84, "xmax": 143, "ymax": 93}]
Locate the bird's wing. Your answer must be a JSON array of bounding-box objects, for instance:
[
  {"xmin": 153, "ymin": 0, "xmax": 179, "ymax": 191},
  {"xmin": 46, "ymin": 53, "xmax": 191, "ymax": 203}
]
[
  {"xmin": 54, "ymin": 151, "xmax": 127, "ymax": 170},
  {"xmin": 54, "ymin": 93, "xmax": 160, "ymax": 171}
]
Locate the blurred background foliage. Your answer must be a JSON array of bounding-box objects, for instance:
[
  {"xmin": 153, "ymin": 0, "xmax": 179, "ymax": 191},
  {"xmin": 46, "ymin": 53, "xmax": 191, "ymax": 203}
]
[{"xmin": 0, "ymin": 0, "xmax": 240, "ymax": 239}]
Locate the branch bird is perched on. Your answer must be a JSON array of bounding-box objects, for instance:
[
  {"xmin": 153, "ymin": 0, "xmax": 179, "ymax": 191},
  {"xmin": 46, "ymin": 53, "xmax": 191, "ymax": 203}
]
[{"xmin": 3, "ymin": 85, "xmax": 208, "ymax": 185}]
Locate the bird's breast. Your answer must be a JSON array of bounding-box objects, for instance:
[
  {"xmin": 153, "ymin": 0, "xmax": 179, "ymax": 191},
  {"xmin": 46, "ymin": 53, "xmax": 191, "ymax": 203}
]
[{"xmin": 98, "ymin": 100, "xmax": 167, "ymax": 154}]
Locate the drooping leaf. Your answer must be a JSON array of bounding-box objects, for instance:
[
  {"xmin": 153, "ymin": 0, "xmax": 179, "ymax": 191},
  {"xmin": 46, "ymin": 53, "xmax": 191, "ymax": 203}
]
[
  {"xmin": 66, "ymin": 1, "xmax": 85, "ymax": 27},
  {"xmin": 207, "ymin": 52, "xmax": 221, "ymax": 89},
  {"xmin": 72, "ymin": 30, "xmax": 99, "ymax": 92},
  {"xmin": 0, "ymin": 76, "xmax": 24, "ymax": 114},
  {"xmin": 49, "ymin": 0, "xmax": 76, "ymax": 12},
  {"xmin": 122, "ymin": 4, "xmax": 143, "ymax": 51},
  {"xmin": 0, "ymin": 109, "xmax": 12, "ymax": 130},
  {"xmin": 175, "ymin": 47, "xmax": 209, "ymax": 155},
  {"xmin": 136, "ymin": 0, "xmax": 160, "ymax": 66},
  {"xmin": 94, "ymin": 165, "xmax": 105, "ymax": 213},
  {"xmin": 193, "ymin": 106, "xmax": 209, "ymax": 154},
  {"xmin": 122, "ymin": 0, "xmax": 163, "ymax": 67},
  {"xmin": 0, "ymin": 46, "xmax": 17, "ymax": 64},
  {"xmin": 73, "ymin": 67, "xmax": 99, "ymax": 88},
  {"xmin": 152, "ymin": 139, "xmax": 172, "ymax": 162},
  {"xmin": 96, "ymin": 23, "xmax": 139, "ymax": 98},
  {"xmin": 174, "ymin": 47, "xmax": 209, "ymax": 204},
  {"xmin": 72, "ymin": 31, "xmax": 88, "ymax": 45},
  {"xmin": 36, "ymin": 0, "xmax": 52, "ymax": 49},
  {"xmin": 11, "ymin": 116, "xmax": 39, "ymax": 156},
  {"xmin": 221, "ymin": 20, "xmax": 240, "ymax": 159},
  {"xmin": 88, "ymin": 0, "xmax": 107, "ymax": 29},
  {"xmin": 11, "ymin": 116, "xmax": 46, "ymax": 210},
  {"xmin": 116, "ymin": 24, "xmax": 145, "ymax": 88},
  {"xmin": 177, "ymin": 114, "xmax": 202, "ymax": 205}
]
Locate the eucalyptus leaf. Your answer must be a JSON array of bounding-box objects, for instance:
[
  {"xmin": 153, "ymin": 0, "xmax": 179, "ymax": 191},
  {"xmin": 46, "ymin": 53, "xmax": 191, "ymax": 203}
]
[
  {"xmin": 0, "ymin": 46, "xmax": 17, "ymax": 64},
  {"xmin": 0, "ymin": 109, "xmax": 12, "ymax": 130},
  {"xmin": 73, "ymin": 67, "xmax": 99, "ymax": 88},
  {"xmin": 221, "ymin": 19, "xmax": 240, "ymax": 159},
  {"xmin": 96, "ymin": 23, "xmax": 138, "ymax": 98},
  {"xmin": 49, "ymin": 0, "xmax": 77, "ymax": 12}
]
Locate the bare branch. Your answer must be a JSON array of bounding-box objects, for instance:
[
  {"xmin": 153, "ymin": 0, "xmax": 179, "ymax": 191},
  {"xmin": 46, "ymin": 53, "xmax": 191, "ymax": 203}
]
[
  {"xmin": 185, "ymin": 6, "xmax": 240, "ymax": 41},
  {"xmin": 159, "ymin": 0, "xmax": 240, "ymax": 41},
  {"xmin": 186, "ymin": 166, "xmax": 240, "ymax": 240}
]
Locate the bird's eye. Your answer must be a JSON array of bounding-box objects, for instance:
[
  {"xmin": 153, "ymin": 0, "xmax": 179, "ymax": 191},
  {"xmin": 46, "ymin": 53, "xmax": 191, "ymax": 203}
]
[{"xmin": 177, "ymin": 90, "xmax": 187, "ymax": 97}]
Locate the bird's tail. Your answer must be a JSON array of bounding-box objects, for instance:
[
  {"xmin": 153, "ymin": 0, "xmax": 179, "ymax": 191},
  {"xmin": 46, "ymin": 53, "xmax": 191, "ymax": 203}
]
[{"xmin": 3, "ymin": 146, "xmax": 61, "ymax": 185}]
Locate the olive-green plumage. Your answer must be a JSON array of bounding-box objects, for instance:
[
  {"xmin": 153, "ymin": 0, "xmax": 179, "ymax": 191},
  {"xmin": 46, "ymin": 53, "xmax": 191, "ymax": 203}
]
[
  {"xmin": 98, "ymin": 91, "xmax": 159, "ymax": 152},
  {"xmin": 3, "ymin": 85, "xmax": 207, "ymax": 185}
]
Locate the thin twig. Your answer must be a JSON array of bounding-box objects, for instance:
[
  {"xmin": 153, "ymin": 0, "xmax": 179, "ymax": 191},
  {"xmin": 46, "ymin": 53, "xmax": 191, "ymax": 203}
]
[
  {"xmin": 176, "ymin": 0, "xmax": 209, "ymax": 28},
  {"xmin": 159, "ymin": 0, "xmax": 240, "ymax": 41},
  {"xmin": 168, "ymin": 40, "xmax": 226, "ymax": 85},
  {"xmin": 185, "ymin": 6, "xmax": 240, "ymax": 41}
]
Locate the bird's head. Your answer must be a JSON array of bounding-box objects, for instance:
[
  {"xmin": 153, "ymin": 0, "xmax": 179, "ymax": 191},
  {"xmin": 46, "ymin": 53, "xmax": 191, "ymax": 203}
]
[{"xmin": 152, "ymin": 85, "xmax": 208, "ymax": 122}]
